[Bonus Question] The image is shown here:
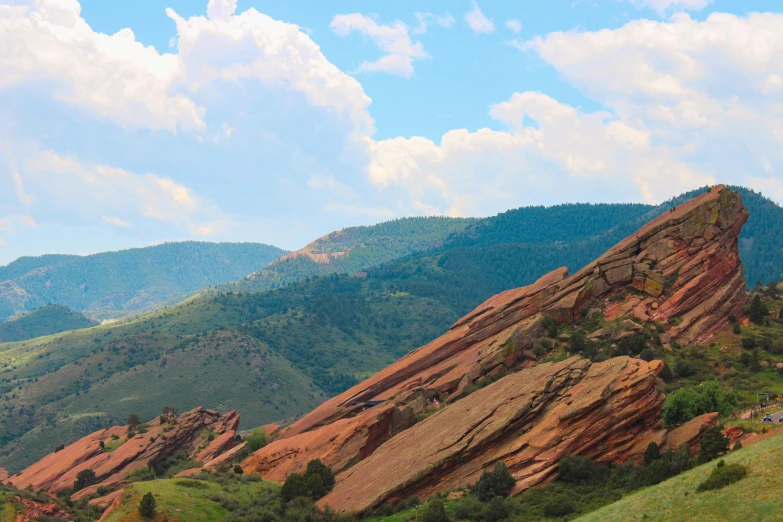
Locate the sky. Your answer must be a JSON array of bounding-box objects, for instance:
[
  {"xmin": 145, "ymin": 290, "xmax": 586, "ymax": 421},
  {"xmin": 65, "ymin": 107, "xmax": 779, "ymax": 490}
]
[{"xmin": 1, "ymin": 0, "xmax": 783, "ymax": 264}]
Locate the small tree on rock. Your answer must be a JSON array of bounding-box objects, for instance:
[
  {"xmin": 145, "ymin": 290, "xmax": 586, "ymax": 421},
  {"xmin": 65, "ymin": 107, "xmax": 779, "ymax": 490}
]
[
  {"xmin": 73, "ymin": 469, "xmax": 96, "ymax": 491},
  {"xmin": 127, "ymin": 413, "xmax": 141, "ymax": 429},
  {"xmin": 698, "ymin": 426, "xmax": 730, "ymax": 463},
  {"xmin": 139, "ymin": 492, "xmax": 157, "ymax": 519},
  {"xmin": 473, "ymin": 462, "xmax": 516, "ymax": 502}
]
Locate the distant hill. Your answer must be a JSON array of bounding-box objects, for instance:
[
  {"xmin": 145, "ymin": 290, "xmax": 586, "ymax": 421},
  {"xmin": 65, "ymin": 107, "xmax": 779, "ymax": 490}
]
[
  {"xmin": 0, "ymin": 242, "xmax": 287, "ymax": 322},
  {"xmin": 2, "ymin": 187, "xmax": 783, "ymax": 472},
  {"xmin": 0, "ymin": 305, "xmax": 98, "ymax": 343},
  {"xmin": 216, "ymin": 216, "xmax": 477, "ymax": 294}
]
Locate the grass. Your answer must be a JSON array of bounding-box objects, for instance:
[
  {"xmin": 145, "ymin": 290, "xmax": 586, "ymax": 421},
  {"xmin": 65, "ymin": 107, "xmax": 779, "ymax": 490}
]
[
  {"xmin": 101, "ymin": 476, "xmax": 277, "ymax": 522},
  {"xmin": 577, "ymin": 431, "xmax": 783, "ymax": 521}
]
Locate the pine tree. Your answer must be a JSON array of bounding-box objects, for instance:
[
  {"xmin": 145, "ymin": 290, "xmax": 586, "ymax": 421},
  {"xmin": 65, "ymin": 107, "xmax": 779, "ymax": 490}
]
[
  {"xmin": 748, "ymin": 295, "xmax": 767, "ymax": 324},
  {"xmin": 139, "ymin": 492, "xmax": 156, "ymax": 519}
]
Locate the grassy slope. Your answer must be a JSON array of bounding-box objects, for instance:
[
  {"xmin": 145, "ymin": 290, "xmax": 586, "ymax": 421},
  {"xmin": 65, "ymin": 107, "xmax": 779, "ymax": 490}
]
[
  {"xmin": 579, "ymin": 432, "xmax": 783, "ymax": 522},
  {"xmin": 102, "ymin": 477, "xmax": 279, "ymax": 522},
  {"xmin": 0, "ymin": 241, "xmax": 287, "ymax": 322},
  {"xmin": 0, "ymin": 304, "xmax": 98, "ymax": 343}
]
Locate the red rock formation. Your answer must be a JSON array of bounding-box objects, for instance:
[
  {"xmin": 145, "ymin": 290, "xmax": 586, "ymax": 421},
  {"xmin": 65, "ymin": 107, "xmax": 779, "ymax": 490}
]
[
  {"xmin": 0, "ymin": 465, "xmax": 8, "ymax": 482},
  {"xmin": 14, "ymin": 497, "xmax": 72, "ymax": 522},
  {"xmin": 9, "ymin": 408, "xmax": 240, "ymax": 500},
  {"xmin": 244, "ymin": 186, "xmax": 743, "ymax": 511},
  {"xmin": 317, "ymin": 357, "xmax": 714, "ymax": 513}
]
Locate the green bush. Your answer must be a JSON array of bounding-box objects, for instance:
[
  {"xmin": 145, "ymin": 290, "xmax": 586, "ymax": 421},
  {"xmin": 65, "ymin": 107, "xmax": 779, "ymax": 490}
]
[
  {"xmin": 245, "ymin": 428, "xmax": 268, "ymax": 453},
  {"xmin": 542, "ymin": 494, "xmax": 574, "ymax": 517},
  {"xmin": 73, "ymin": 469, "xmax": 96, "ymax": 492},
  {"xmin": 662, "ymin": 381, "xmax": 736, "ymax": 426},
  {"xmin": 696, "ymin": 461, "xmax": 747, "ymax": 492},
  {"xmin": 421, "ymin": 498, "xmax": 448, "ymax": 522},
  {"xmin": 139, "ymin": 492, "xmax": 157, "ymax": 519},
  {"xmin": 748, "ymin": 295, "xmax": 768, "ymax": 324},
  {"xmin": 473, "ymin": 462, "xmax": 516, "ymax": 501},
  {"xmin": 697, "ymin": 426, "xmax": 730, "ymax": 463},
  {"xmin": 281, "ymin": 459, "xmax": 335, "ymax": 502},
  {"xmin": 644, "ymin": 442, "xmax": 661, "ymax": 465},
  {"xmin": 233, "ymin": 465, "xmax": 244, "ymax": 474}
]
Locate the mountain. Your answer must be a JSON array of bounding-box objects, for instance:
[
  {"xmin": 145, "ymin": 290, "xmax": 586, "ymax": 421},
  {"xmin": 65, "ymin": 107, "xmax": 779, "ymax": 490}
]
[
  {"xmin": 5, "ymin": 186, "xmax": 753, "ymax": 521},
  {"xmin": 2, "ymin": 187, "xmax": 782, "ymax": 473},
  {"xmin": 0, "ymin": 241, "xmax": 287, "ymax": 322},
  {"xmin": 0, "ymin": 305, "xmax": 98, "ymax": 343},
  {"xmin": 244, "ymin": 186, "xmax": 743, "ymax": 513},
  {"xmin": 216, "ymin": 216, "xmax": 477, "ymax": 294}
]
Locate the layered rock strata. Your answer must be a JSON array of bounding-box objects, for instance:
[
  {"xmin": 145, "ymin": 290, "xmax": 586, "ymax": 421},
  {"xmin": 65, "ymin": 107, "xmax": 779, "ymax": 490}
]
[
  {"xmin": 10, "ymin": 408, "xmax": 240, "ymax": 499},
  {"xmin": 244, "ymin": 186, "xmax": 744, "ymax": 510}
]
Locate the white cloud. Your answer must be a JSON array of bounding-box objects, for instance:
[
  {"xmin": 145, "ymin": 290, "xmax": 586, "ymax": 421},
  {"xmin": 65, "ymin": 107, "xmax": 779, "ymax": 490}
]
[
  {"xmin": 0, "ymin": 0, "xmax": 205, "ymax": 133},
  {"xmin": 412, "ymin": 12, "xmax": 455, "ymax": 35},
  {"xmin": 12, "ymin": 171, "xmax": 32, "ymax": 204},
  {"xmin": 622, "ymin": 0, "xmax": 712, "ymax": 15},
  {"xmin": 102, "ymin": 216, "xmax": 132, "ymax": 228},
  {"xmin": 505, "ymin": 19, "xmax": 522, "ymax": 33},
  {"xmin": 0, "ymin": 0, "xmax": 374, "ymax": 137},
  {"xmin": 367, "ymin": 91, "xmax": 714, "ymax": 214},
  {"xmin": 0, "ymin": 215, "xmax": 37, "ymax": 234},
  {"xmin": 17, "ymin": 146, "xmax": 229, "ymax": 235},
  {"xmin": 465, "ymin": 1, "xmax": 495, "ymax": 35},
  {"xmin": 330, "ymin": 14, "xmax": 428, "ymax": 77}
]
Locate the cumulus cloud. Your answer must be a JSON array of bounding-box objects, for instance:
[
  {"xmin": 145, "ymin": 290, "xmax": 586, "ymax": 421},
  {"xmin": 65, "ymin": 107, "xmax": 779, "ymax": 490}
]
[
  {"xmin": 0, "ymin": 0, "xmax": 373, "ymax": 136},
  {"xmin": 330, "ymin": 14, "xmax": 428, "ymax": 77},
  {"xmin": 15, "ymin": 146, "xmax": 229, "ymax": 235},
  {"xmin": 465, "ymin": 1, "xmax": 495, "ymax": 35},
  {"xmin": 622, "ymin": 0, "xmax": 712, "ymax": 15},
  {"xmin": 412, "ymin": 12, "xmax": 455, "ymax": 35}
]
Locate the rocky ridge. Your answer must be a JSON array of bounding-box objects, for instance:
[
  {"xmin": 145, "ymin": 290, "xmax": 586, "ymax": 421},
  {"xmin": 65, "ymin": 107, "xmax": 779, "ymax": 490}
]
[
  {"xmin": 9, "ymin": 408, "xmax": 240, "ymax": 502},
  {"xmin": 244, "ymin": 185, "xmax": 746, "ymax": 512}
]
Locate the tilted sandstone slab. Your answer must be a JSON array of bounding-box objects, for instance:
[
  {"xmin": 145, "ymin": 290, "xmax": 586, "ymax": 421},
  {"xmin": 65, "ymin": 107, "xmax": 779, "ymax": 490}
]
[
  {"xmin": 9, "ymin": 408, "xmax": 240, "ymax": 498},
  {"xmin": 244, "ymin": 186, "xmax": 745, "ymax": 484},
  {"xmin": 317, "ymin": 356, "xmax": 714, "ymax": 513}
]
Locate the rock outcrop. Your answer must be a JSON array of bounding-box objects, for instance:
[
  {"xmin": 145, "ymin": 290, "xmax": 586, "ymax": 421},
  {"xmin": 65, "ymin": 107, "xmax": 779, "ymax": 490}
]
[
  {"xmin": 318, "ymin": 357, "xmax": 713, "ymax": 513},
  {"xmin": 0, "ymin": 465, "xmax": 8, "ymax": 482},
  {"xmin": 10, "ymin": 408, "xmax": 240, "ymax": 500},
  {"xmin": 244, "ymin": 186, "xmax": 743, "ymax": 511}
]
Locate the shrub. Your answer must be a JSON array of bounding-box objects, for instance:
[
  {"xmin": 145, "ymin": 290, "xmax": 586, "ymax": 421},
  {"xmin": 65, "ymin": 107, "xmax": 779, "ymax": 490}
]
[
  {"xmin": 542, "ymin": 494, "xmax": 574, "ymax": 517},
  {"xmin": 233, "ymin": 465, "xmax": 244, "ymax": 474},
  {"xmin": 559, "ymin": 455, "xmax": 605, "ymax": 485},
  {"xmin": 728, "ymin": 314, "xmax": 738, "ymax": 323},
  {"xmin": 245, "ymin": 428, "xmax": 268, "ymax": 453},
  {"xmin": 662, "ymin": 381, "xmax": 736, "ymax": 426},
  {"xmin": 139, "ymin": 492, "xmax": 157, "ymax": 519},
  {"xmin": 73, "ymin": 469, "xmax": 96, "ymax": 492},
  {"xmin": 483, "ymin": 496, "xmax": 510, "ymax": 522},
  {"xmin": 741, "ymin": 337, "xmax": 756, "ymax": 350},
  {"xmin": 452, "ymin": 496, "xmax": 483, "ymax": 521},
  {"xmin": 748, "ymin": 295, "xmax": 768, "ymax": 325},
  {"xmin": 568, "ymin": 332, "xmax": 587, "ymax": 354},
  {"xmin": 394, "ymin": 495, "xmax": 420, "ymax": 513},
  {"xmin": 281, "ymin": 459, "xmax": 335, "ymax": 501},
  {"xmin": 176, "ymin": 479, "xmax": 209, "ymax": 489},
  {"xmin": 733, "ymin": 440, "xmax": 743, "ymax": 451},
  {"xmin": 644, "ymin": 442, "xmax": 661, "ymax": 465},
  {"xmin": 127, "ymin": 413, "xmax": 141, "ymax": 428},
  {"xmin": 697, "ymin": 426, "xmax": 730, "ymax": 463},
  {"xmin": 54, "ymin": 444, "xmax": 65, "ymax": 453},
  {"xmin": 473, "ymin": 462, "xmax": 516, "ymax": 501},
  {"xmin": 127, "ymin": 466, "xmax": 156, "ymax": 483},
  {"xmin": 696, "ymin": 461, "xmax": 746, "ymax": 492},
  {"xmin": 421, "ymin": 498, "xmax": 448, "ymax": 522},
  {"xmin": 733, "ymin": 323, "xmax": 741, "ymax": 335},
  {"xmin": 639, "ymin": 348, "xmax": 654, "ymax": 362},
  {"xmin": 541, "ymin": 315, "xmax": 559, "ymax": 338}
]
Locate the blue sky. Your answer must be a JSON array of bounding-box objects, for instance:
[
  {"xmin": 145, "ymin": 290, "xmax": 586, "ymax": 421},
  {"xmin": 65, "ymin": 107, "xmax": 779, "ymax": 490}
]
[{"xmin": 1, "ymin": 0, "xmax": 782, "ymax": 264}]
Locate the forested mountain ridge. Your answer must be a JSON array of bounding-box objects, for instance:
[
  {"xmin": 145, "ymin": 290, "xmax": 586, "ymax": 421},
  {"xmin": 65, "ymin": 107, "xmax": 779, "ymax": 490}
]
[
  {"xmin": 0, "ymin": 241, "xmax": 287, "ymax": 322},
  {"xmin": 214, "ymin": 217, "xmax": 477, "ymax": 295},
  {"xmin": 0, "ymin": 305, "xmax": 98, "ymax": 343},
  {"xmin": 2, "ymin": 187, "xmax": 783, "ymax": 472}
]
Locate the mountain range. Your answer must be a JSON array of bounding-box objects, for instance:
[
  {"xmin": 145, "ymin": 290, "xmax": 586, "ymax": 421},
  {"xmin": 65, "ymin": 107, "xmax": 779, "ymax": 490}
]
[{"xmin": 1, "ymin": 187, "xmax": 783, "ymax": 474}]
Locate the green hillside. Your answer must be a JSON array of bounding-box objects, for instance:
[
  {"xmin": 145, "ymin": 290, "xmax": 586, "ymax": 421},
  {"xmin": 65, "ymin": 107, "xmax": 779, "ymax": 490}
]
[
  {"xmin": 0, "ymin": 242, "xmax": 287, "ymax": 322},
  {"xmin": 0, "ymin": 305, "xmax": 98, "ymax": 343},
  {"xmin": 579, "ymin": 432, "xmax": 783, "ymax": 522},
  {"xmin": 218, "ymin": 216, "xmax": 477, "ymax": 294},
  {"xmin": 3, "ymin": 188, "xmax": 783, "ymax": 473}
]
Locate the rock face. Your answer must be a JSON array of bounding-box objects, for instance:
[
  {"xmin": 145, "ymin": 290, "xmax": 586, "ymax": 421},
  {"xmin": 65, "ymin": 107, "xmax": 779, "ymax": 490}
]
[
  {"xmin": 244, "ymin": 186, "xmax": 743, "ymax": 511},
  {"xmin": 0, "ymin": 465, "xmax": 8, "ymax": 482},
  {"xmin": 9, "ymin": 408, "xmax": 240, "ymax": 499},
  {"xmin": 318, "ymin": 357, "xmax": 712, "ymax": 513}
]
